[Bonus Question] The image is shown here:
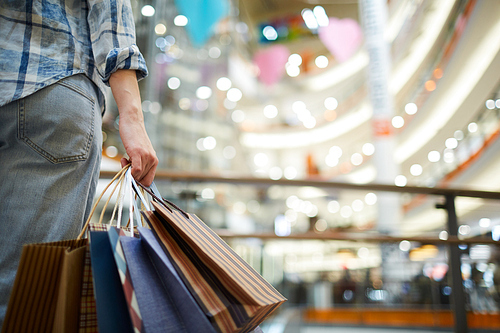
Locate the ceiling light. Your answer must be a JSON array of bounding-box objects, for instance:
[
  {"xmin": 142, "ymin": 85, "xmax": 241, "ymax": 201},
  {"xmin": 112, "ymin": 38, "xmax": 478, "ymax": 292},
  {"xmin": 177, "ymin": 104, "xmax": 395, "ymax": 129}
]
[
  {"xmin": 196, "ymin": 86, "xmax": 212, "ymax": 99},
  {"xmin": 263, "ymin": 26, "xmax": 278, "ymax": 40},
  {"xmin": 313, "ymin": 6, "xmax": 329, "ymax": 27},
  {"xmin": 325, "ymin": 154, "xmax": 339, "ymax": 167},
  {"xmin": 301, "ymin": 9, "xmax": 318, "ymax": 30},
  {"xmin": 235, "ymin": 22, "xmax": 249, "ymax": 34},
  {"xmin": 208, "ymin": 47, "xmax": 221, "ymax": 59},
  {"xmin": 315, "ymin": 55, "xmax": 329, "ymax": 68},
  {"xmin": 327, "ymin": 200, "xmax": 340, "ymax": 213},
  {"xmin": 351, "ymin": 153, "xmax": 363, "ymax": 166},
  {"xmin": 315, "ymin": 219, "xmax": 328, "ymax": 232},
  {"xmin": 395, "ymin": 175, "xmax": 407, "ymax": 187},
  {"xmin": 324, "ymin": 97, "xmax": 338, "ymax": 110},
  {"xmin": 410, "ymin": 164, "xmax": 422, "ymax": 176},
  {"xmin": 174, "ymin": 15, "xmax": 188, "ymax": 26},
  {"xmin": 365, "ymin": 193, "xmax": 377, "ymax": 205},
  {"xmin": 223, "ymin": 146, "xmax": 236, "ymax": 159},
  {"xmin": 454, "ymin": 130, "xmax": 464, "ymax": 140},
  {"xmin": 303, "ymin": 116, "xmax": 316, "ymax": 129},
  {"xmin": 468, "ymin": 122, "xmax": 478, "ymax": 133},
  {"xmin": 479, "ymin": 218, "xmax": 491, "ymax": 228},
  {"xmin": 357, "ymin": 247, "xmax": 369, "ymax": 258},
  {"xmin": 216, "ymin": 77, "xmax": 232, "ymax": 91},
  {"xmin": 352, "ymin": 199, "xmax": 364, "ymax": 212},
  {"xmin": 399, "ymin": 240, "xmax": 411, "ymax": 252},
  {"xmin": 288, "ymin": 54, "xmax": 302, "ymax": 66},
  {"xmin": 201, "ymin": 188, "xmax": 215, "ymax": 200},
  {"xmin": 425, "ymin": 80, "xmax": 436, "ymax": 91},
  {"xmin": 167, "ymin": 77, "xmax": 181, "ymax": 90},
  {"xmin": 405, "ymin": 102, "xmax": 418, "ymax": 115},
  {"xmin": 445, "ymin": 137, "xmax": 458, "ymax": 149},
  {"xmin": 263, "ymin": 105, "xmax": 278, "ymax": 119},
  {"xmin": 178, "ymin": 98, "xmax": 190, "ymax": 110},
  {"xmin": 105, "ymin": 146, "xmax": 118, "ymax": 158},
  {"xmin": 227, "ymin": 88, "xmax": 242, "ymax": 102},
  {"xmin": 340, "ymin": 206, "xmax": 352, "ymax": 218},
  {"xmin": 286, "ymin": 64, "xmax": 300, "ymax": 77},
  {"xmin": 362, "ymin": 143, "xmax": 375, "ymax": 156},
  {"xmin": 428, "ymin": 150, "xmax": 440, "ymax": 162},
  {"xmin": 458, "ymin": 225, "xmax": 471, "ymax": 235},
  {"xmin": 292, "ymin": 101, "xmax": 306, "ymax": 113},
  {"xmin": 231, "ymin": 110, "xmax": 245, "ymax": 123},
  {"xmin": 284, "ymin": 166, "xmax": 297, "ymax": 179},
  {"xmin": 155, "ymin": 23, "xmax": 167, "ymax": 35},
  {"xmin": 329, "ymin": 146, "xmax": 342, "ymax": 158},
  {"xmin": 439, "ymin": 231, "xmax": 448, "ymax": 240},
  {"xmin": 443, "ymin": 150, "xmax": 454, "ymax": 163},
  {"xmin": 269, "ymin": 166, "xmax": 283, "ymax": 180},
  {"xmin": 141, "ymin": 5, "xmax": 155, "ymax": 17},
  {"xmin": 486, "ymin": 99, "xmax": 495, "ymax": 109},
  {"xmin": 195, "ymin": 99, "xmax": 208, "ymax": 111},
  {"xmin": 392, "ymin": 116, "xmax": 404, "ymax": 128},
  {"xmin": 203, "ymin": 136, "xmax": 216, "ymax": 150},
  {"xmin": 254, "ymin": 153, "xmax": 269, "ymax": 167},
  {"xmin": 196, "ymin": 138, "xmax": 206, "ymax": 151},
  {"xmin": 156, "ymin": 37, "xmax": 167, "ymax": 49}
]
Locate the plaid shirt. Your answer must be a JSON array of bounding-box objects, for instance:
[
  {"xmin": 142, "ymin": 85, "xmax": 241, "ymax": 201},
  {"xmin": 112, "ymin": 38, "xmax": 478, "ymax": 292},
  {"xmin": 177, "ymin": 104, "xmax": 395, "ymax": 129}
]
[{"xmin": 0, "ymin": 0, "xmax": 148, "ymax": 107}]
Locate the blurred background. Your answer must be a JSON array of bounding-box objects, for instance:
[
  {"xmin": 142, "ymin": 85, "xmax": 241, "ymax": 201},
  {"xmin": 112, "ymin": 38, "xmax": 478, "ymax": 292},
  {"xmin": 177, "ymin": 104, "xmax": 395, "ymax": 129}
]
[{"xmin": 97, "ymin": 0, "xmax": 500, "ymax": 331}]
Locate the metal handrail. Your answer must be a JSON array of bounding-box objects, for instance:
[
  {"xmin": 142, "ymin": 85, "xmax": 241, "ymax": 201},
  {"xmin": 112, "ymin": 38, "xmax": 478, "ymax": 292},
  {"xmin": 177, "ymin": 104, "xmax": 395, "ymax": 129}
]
[{"xmin": 100, "ymin": 169, "xmax": 500, "ymax": 200}]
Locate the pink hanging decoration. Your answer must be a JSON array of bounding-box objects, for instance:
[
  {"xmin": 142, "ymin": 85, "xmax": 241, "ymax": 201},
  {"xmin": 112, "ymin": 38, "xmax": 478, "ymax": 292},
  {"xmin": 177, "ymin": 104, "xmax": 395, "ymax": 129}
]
[
  {"xmin": 253, "ymin": 45, "xmax": 290, "ymax": 86},
  {"xmin": 318, "ymin": 18, "xmax": 363, "ymax": 63}
]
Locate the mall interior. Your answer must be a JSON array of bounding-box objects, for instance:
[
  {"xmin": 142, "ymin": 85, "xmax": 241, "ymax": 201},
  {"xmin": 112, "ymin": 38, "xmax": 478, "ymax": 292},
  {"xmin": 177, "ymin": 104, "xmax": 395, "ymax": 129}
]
[{"xmin": 96, "ymin": 0, "xmax": 500, "ymax": 332}]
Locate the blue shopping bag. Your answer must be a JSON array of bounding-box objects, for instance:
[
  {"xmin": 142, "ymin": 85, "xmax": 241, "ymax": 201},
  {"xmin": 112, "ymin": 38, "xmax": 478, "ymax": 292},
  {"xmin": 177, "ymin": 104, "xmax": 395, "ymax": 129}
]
[
  {"xmin": 89, "ymin": 230, "xmax": 134, "ymax": 333},
  {"xmin": 118, "ymin": 226, "xmax": 216, "ymax": 333}
]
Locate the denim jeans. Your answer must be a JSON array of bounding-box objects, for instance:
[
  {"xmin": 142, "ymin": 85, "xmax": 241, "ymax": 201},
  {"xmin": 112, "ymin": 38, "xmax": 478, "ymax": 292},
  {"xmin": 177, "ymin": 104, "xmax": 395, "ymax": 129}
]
[{"xmin": 0, "ymin": 74, "xmax": 103, "ymax": 326}]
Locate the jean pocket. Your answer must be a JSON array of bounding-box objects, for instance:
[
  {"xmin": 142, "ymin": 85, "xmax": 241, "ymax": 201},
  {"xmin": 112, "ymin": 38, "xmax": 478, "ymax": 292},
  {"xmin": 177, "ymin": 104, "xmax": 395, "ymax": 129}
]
[{"xmin": 18, "ymin": 79, "xmax": 96, "ymax": 163}]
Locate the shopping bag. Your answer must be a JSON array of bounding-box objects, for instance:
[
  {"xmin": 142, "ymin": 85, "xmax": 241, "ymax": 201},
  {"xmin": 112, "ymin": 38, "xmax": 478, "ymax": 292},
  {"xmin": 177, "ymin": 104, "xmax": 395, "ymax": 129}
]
[
  {"xmin": 88, "ymin": 167, "xmax": 142, "ymax": 333},
  {"xmin": 77, "ymin": 246, "xmax": 98, "ymax": 332},
  {"xmin": 3, "ymin": 165, "xmax": 135, "ymax": 333},
  {"xmin": 89, "ymin": 230, "xmax": 135, "ymax": 333},
  {"xmin": 142, "ymin": 199, "xmax": 287, "ymax": 333},
  {"xmin": 118, "ymin": 227, "xmax": 217, "ymax": 333},
  {"xmin": 89, "ymin": 167, "xmax": 216, "ymax": 333},
  {"xmin": 2, "ymin": 239, "xmax": 88, "ymax": 333}
]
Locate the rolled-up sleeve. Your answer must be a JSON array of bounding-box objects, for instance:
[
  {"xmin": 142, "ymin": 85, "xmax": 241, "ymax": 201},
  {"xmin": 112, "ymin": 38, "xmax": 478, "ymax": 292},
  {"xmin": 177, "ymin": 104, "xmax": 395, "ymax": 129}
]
[{"xmin": 87, "ymin": 0, "xmax": 148, "ymax": 85}]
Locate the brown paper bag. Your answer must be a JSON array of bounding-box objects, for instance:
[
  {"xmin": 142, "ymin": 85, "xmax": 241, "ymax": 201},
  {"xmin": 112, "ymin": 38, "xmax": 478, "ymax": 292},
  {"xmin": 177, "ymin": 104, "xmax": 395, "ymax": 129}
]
[{"xmin": 2, "ymin": 239, "xmax": 88, "ymax": 333}]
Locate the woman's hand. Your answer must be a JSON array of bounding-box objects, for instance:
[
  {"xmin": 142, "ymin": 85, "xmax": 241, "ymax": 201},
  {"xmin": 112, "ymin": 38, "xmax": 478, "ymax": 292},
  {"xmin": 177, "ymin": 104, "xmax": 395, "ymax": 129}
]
[{"xmin": 109, "ymin": 69, "xmax": 158, "ymax": 186}]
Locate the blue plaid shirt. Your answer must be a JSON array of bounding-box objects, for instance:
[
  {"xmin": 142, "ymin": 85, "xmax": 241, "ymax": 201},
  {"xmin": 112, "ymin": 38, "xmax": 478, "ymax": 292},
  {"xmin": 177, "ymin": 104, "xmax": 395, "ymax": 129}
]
[{"xmin": 0, "ymin": 0, "xmax": 148, "ymax": 108}]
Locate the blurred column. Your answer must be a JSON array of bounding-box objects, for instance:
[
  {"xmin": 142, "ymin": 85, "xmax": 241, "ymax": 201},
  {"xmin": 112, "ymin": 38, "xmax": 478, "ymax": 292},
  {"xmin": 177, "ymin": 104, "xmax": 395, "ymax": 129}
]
[
  {"xmin": 143, "ymin": 0, "xmax": 161, "ymax": 164},
  {"xmin": 359, "ymin": 0, "xmax": 402, "ymax": 301},
  {"xmin": 359, "ymin": 0, "xmax": 401, "ymax": 232}
]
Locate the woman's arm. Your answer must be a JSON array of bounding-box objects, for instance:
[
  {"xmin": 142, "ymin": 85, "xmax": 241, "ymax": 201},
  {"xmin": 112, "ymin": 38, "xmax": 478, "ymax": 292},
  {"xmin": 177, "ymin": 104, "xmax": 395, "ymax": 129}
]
[{"xmin": 109, "ymin": 69, "xmax": 158, "ymax": 186}]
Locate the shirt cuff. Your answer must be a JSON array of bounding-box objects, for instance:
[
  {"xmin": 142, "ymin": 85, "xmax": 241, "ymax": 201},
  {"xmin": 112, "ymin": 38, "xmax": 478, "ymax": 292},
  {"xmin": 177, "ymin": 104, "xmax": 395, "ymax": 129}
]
[{"xmin": 101, "ymin": 44, "xmax": 148, "ymax": 85}]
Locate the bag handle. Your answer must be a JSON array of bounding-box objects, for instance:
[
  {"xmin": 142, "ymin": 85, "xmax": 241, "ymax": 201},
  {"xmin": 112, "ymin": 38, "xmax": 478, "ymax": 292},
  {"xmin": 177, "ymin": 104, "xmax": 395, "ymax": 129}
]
[
  {"xmin": 77, "ymin": 164, "xmax": 130, "ymax": 240},
  {"xmin": 135, "ymin": 182, "xmax": 190, "ymax": 219}
]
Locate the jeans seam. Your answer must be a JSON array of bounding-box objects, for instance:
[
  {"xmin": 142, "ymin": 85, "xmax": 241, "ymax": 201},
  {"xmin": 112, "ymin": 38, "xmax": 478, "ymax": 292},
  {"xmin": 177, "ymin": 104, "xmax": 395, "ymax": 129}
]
[
  {"xmin": 57, "ymin": 79, "xmax": 96, "ymax": 104},
  {"xmin": 17, "ymin": 88, "xmax": 96, "ymax": 164}
]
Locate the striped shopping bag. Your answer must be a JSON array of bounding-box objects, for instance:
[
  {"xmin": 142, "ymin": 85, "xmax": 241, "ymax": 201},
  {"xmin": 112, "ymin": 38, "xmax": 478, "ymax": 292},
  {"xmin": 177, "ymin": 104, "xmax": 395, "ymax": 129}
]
[
  {"xmin": 78, "ymin": 246, "xmax": 98, "ymax": 333},
  {"xmin": 2, "ymin": 239, "xmax": 89, "ymax": 333},
  {"xmin": 142, "ymin": 200, "xmax": 287, "ymax": 333},
  {"xmin": 88, "ymin": 223, "xmax": 142, "ymax": 333},
  {"xmin": 108, "ymin": 227, "xmax": 143, "ymax": 331}
]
